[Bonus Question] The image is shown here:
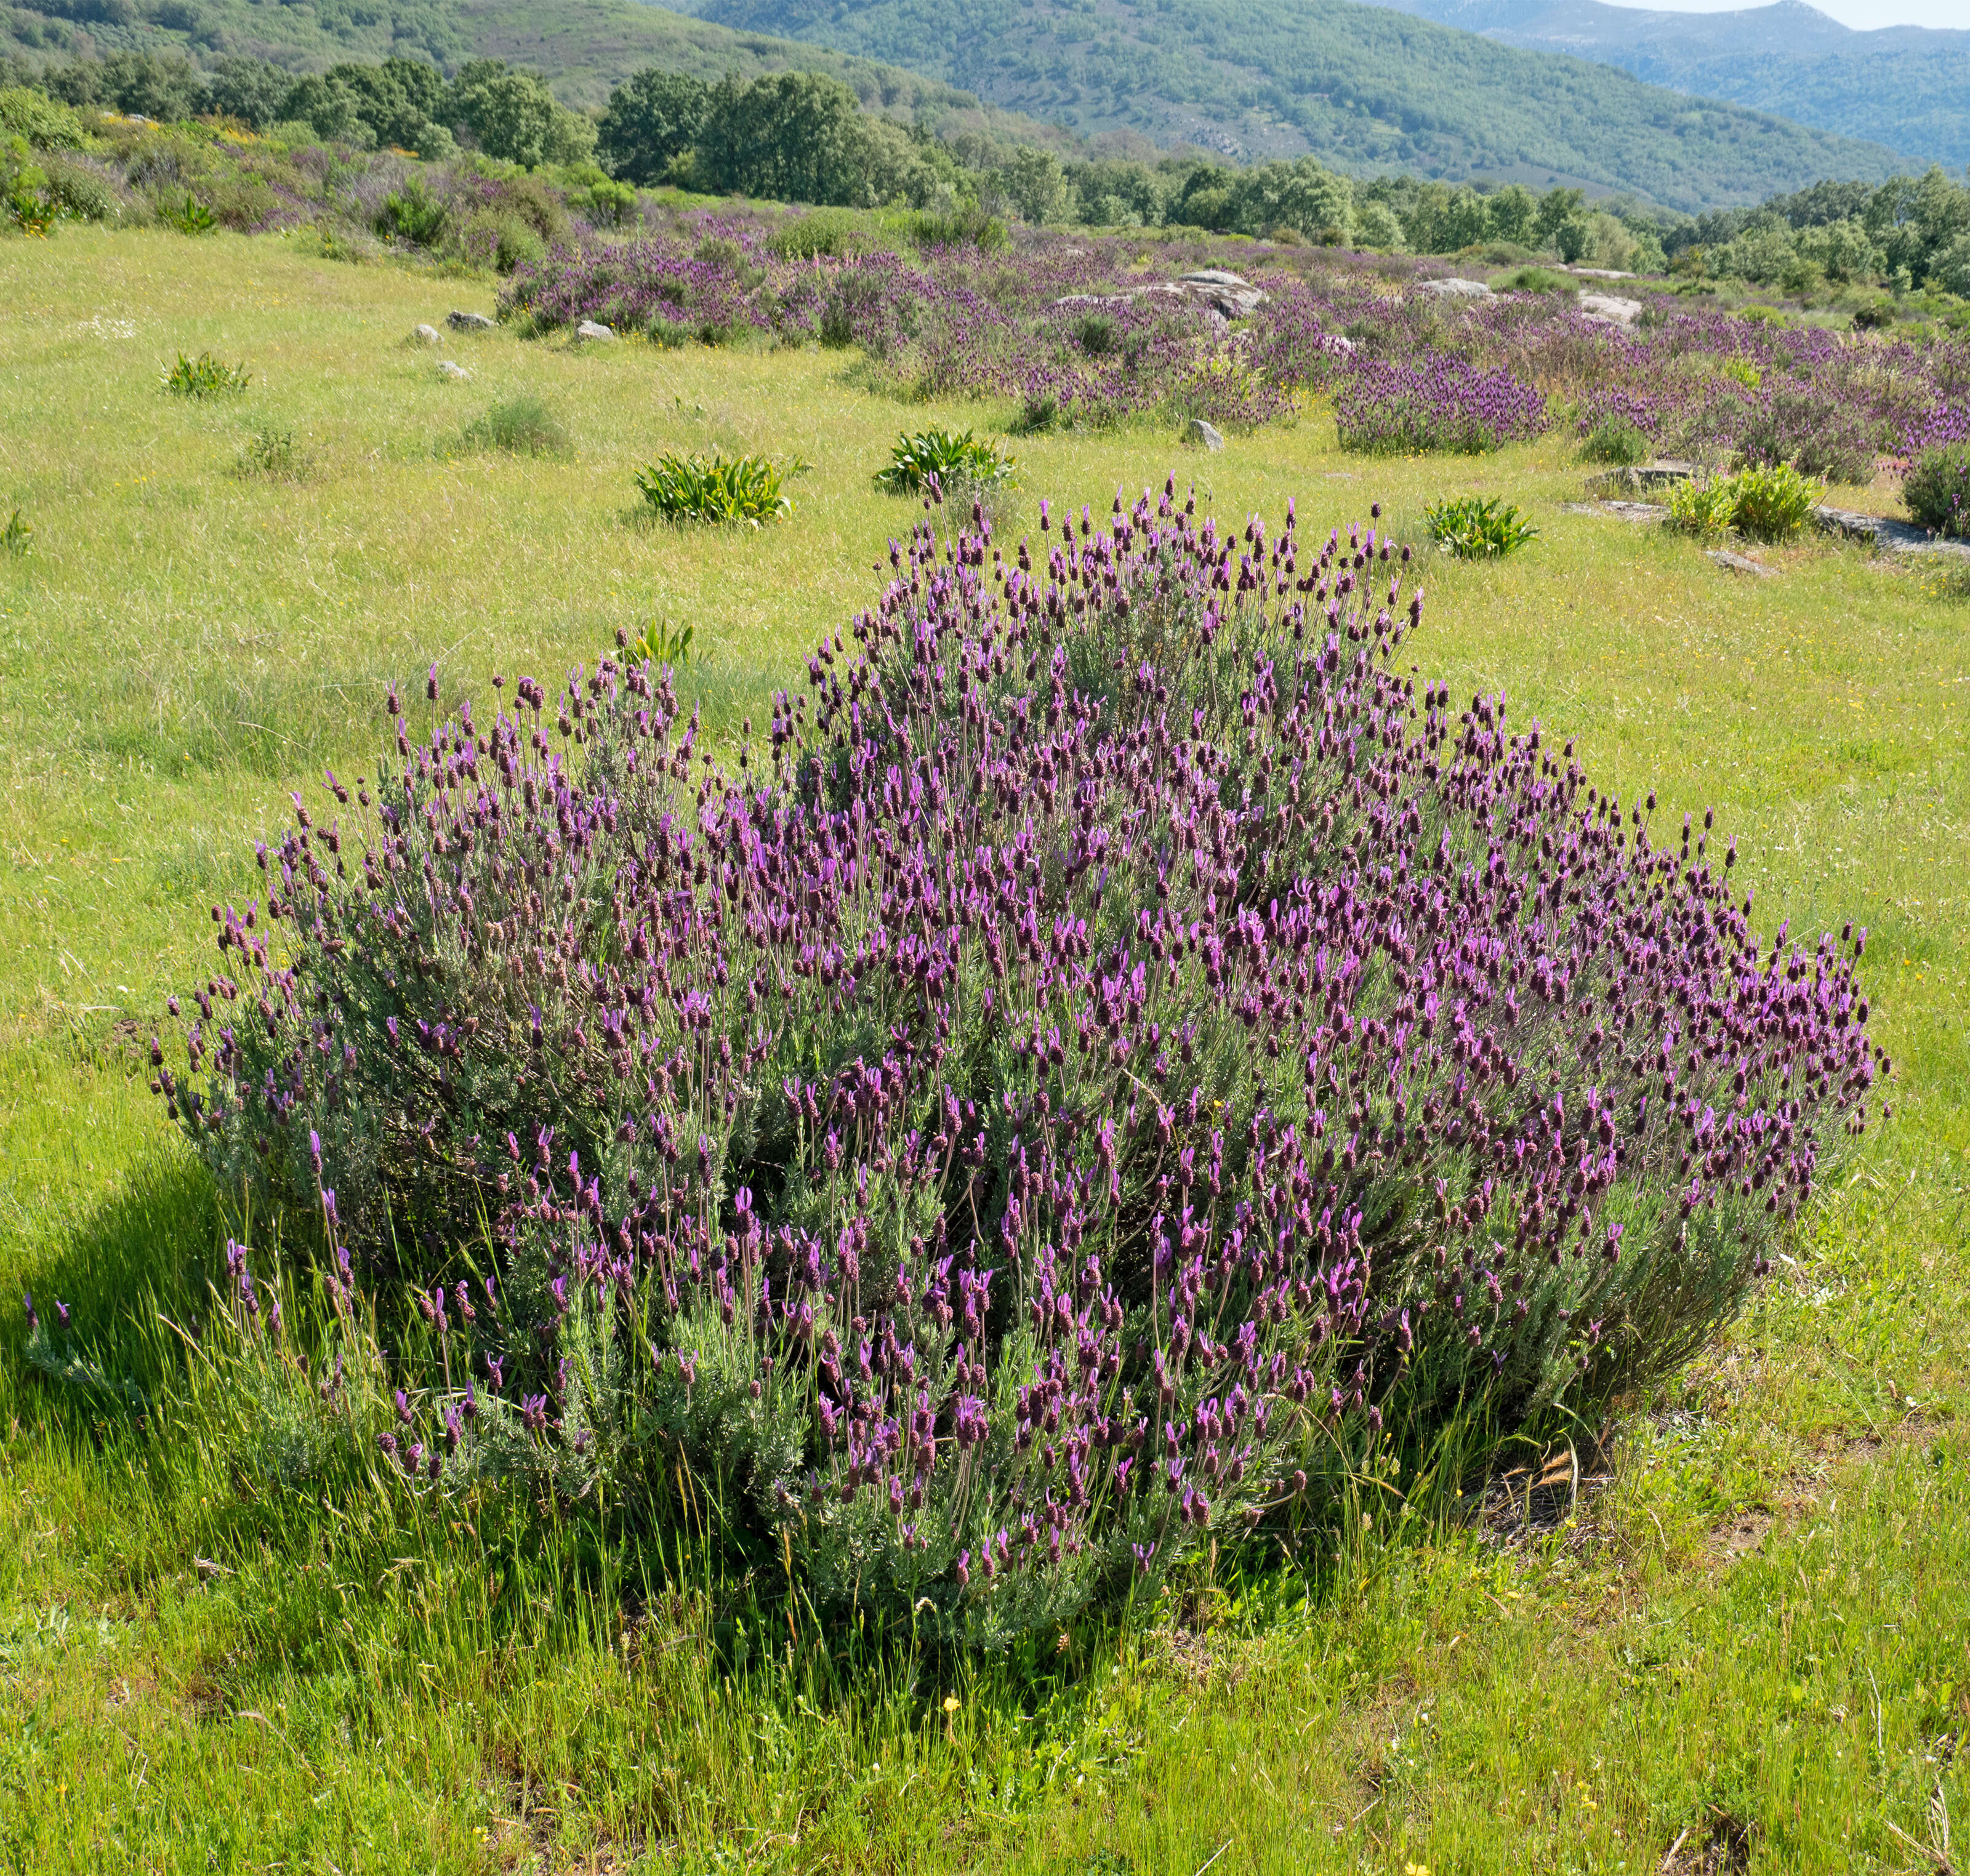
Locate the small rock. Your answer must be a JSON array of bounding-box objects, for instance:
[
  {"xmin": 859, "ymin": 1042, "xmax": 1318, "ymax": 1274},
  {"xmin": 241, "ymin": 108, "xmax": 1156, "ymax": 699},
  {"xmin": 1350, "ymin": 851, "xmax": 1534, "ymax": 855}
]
[
  {"xmin": 437, "ymin": 360, "xmax": 472, "ymax": 380},
  {"xmin": 447, "ymin": 310, "xmax": 496, "ymax": 332},
  {"xmin": 1586, "ymin": 460, "xmax": 1698, "ymax": 497},
  {"xmin": 1578, "ymin": 294, "xmax": 1644, "ymax": 327},
  {"xmin": 412, "ymin": 323, "xmax": 441, "ymax": 345},
  {"xmin": 1188, "ymin": 418, "xmax": 1226, "ymax": 452},
  {"xmin": 1565, "ymin": 500, "xmax": 1665, "ymax": 524},
  {"xmin": 1567, "ymin": 266, "xmax": 1636, "ymax": 280},
  {"xmin": 1710, "ymin": 550, "xmax": 1776, "ymax": 578},
  {"xmin": 1418, "ymin": 276, "xmax": 1495, "ymax": 299},
  {"xmin": 574, "ymin": 319, "xmax": 616, "ymax": 342}
]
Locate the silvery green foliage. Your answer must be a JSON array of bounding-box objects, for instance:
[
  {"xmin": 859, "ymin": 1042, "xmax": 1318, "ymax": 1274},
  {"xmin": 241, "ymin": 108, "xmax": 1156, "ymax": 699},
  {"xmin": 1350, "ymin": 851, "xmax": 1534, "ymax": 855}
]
[{"xmin": 159, "ymin": 479, "xmax": 1881, "ymax": 1647}]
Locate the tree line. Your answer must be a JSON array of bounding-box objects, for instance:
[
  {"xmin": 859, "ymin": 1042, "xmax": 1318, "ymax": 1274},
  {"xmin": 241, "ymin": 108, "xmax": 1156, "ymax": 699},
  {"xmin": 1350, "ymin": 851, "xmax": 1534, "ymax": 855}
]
[{"xmin": 6, "ymin": 44, "xmax": 1968, "ymax": 292}]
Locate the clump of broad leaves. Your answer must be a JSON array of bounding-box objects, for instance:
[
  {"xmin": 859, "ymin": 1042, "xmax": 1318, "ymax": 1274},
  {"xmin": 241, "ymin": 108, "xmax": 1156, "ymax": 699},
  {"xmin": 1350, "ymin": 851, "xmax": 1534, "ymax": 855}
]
[{"xmin": 156, "ymin": 478, "xmax": 1883, "ymax": 1648}]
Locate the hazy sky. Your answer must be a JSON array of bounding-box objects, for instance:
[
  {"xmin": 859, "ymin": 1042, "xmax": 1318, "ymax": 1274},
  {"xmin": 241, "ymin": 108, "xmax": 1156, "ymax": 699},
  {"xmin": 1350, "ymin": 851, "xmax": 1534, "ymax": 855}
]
[{"xmin": 1601, "ymin": 0, "xmax": 1968, "ymax": 26}]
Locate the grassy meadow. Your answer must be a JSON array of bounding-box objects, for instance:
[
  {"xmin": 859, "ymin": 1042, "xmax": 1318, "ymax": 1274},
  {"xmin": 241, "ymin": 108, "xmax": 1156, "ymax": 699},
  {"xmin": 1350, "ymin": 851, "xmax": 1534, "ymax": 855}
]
[{"xmin": 2, "ymin": 226, "xmax": 1968, "ymax": 1874}]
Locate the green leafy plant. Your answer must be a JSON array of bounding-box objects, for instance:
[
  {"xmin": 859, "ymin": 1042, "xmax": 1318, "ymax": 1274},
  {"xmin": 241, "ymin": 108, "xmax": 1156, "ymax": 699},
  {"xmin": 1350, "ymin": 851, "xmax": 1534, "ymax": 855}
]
[
  {"xmin": 1665, "ymin": 476, "xmax": 1737, "ymax": 538},
  {"xmin": 460, "ymin": 395, "xmax": 571, "ymax": 459},
  {"xmin": 3, "ymin": 146, "xmax": 52, "ymax": 236},
  {"xmin": 633, "ymin": 451, "xmax": 805, "ymax": 526},
  {"xmin": 1904, "ymin": 442, "xmax": 1970, "ymax": 540},
  {"xmin": 619, "ymin": 619, "xmax": 694, "ymax": 667},
  {"xmin": 1719, "ymin": 356, "xmax": 1762, "ymax": 390},
  {"xmin": 1423, "ymin": 494, "xmax": 1538, "ymax": 559},
  {"xmin": 1, "ymin": 507, "xmax": 30, "ymax": 556},
  {"xmin": 161, "ymin": 351, "xmax": 250, "ymax": 398},
  {"xmin": 159, "ymin": 192, "xmax": 217, "ymax": 235},
  {"xmin": 1724, "ymin": 460, "xmax": 1823, "ymax": 542},
  {"xmin": 873, "ymin": 428, "xmax": 1016, "ymax": 496},
  {"xmin": 233, "ymin": 428, "xmax": 314, "ymax": 483}
]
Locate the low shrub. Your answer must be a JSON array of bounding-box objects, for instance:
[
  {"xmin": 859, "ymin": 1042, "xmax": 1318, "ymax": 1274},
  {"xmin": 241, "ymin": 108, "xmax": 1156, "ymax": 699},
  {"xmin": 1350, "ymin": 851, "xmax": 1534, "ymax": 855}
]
[
  {"xmin": 1731, "ymin": 391, "xmax": 1874, "ymax": 486},
  {"xmin": 161, "ymin": 351, "xmax": 249, "ymax": 397},
  {"xmin": 633, "ymin": 450, "xmax": 804, "ymax": 524},
  {"xmin": 1424, "ymin": 494, "xmax": 1537, "ymax": 558},
  {"xmin": 1579, "ymin": 414, "xmax": 1650, "ymax": 467},
  {"xmin": 159, "ymin": 478, "xmax": 1879, "ymax": 1650},
  {"xmin": 1072, "ymin": 312, "xmax": 1119, "ymax": 357},
  {"xmin": 873, "ymin": 428, "xmax": 1016, "ymax": 496},
  {"xmin": 460, "ymin": 395, "xmax": 571, "ymax": 459},
  {"xmin": 1725, "ymin": 461, "xmax": 1823, "ymax": 542},
  {"xmin": 1335, "ymin": 359, "xmax": 1546, "ymax": 454},
  {"xmin": 39, "ymin": 154, "xmax": 118, "ymax": 223},
  {"xmin": 1905, "ymin": 442, "xmax": 1970, "ymax": 539},
  {"xmin": 0, "ymin": 85, "xmax": 89, "ymax": 150},
  {"xmin": 1012, "ymin": 389, "xmax": 1063, "ymax": 435},
  {"xmin": 377, "ymin": 178, "xmax": 446, "ymax": 248}
]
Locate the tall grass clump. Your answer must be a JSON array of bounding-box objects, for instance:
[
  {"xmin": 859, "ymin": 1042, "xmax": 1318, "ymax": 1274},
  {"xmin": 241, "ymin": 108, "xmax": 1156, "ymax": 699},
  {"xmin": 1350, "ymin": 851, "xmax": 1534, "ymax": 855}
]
[
  {"xmin": 153, "ymin": 479, "xmax": 1881, "ymax": 1650},
  {"xmin": 233, "ymin": 428, "xmax": 315, "ymax": 483},
  {"xmin": 1905, "ymin": 442, "xmax": 1970, "ymax": 539},
  {"xmin": 633, "ymin": 451, "xmax": 804, "ymax": 524},
  {"xmin": 460, "ymin": 395, "xmax": 571, "ymax": 459}
]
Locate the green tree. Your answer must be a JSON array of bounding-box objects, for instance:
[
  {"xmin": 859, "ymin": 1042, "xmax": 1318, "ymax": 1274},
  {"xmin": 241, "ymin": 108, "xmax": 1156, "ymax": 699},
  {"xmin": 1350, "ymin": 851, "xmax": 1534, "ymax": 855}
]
[
  {"xmin": 997, "ymin": 144, "xmax": 1069, "ymax": 224},
  {"xmin": 279, "ymin": 74, "xmax": 374, "ymax": 148},
  {"xmin": 1226, "ymin": 157, "xmax": 1353, "ymax": 240},
  {"xmin": 205, "ymin": 57, "xmax": 294, "ymax": 132},
  {"xmin": 693, "ymin": 71, "xmax": 874, "ymax": 206},
  {"xmin": 1486, "ymin": 183, "xmax": 1539, "ymax": 245},
  {"xmin": 446, "ymin": 60, "xmax": 593, "ymax": 170},
  {"xmin": 597, "ymin": 68, "xmax": 709, "ymax": 184},
  {"xmin": 1536, "ymin": 186, "xmax": 1585, "ymax": 244}
]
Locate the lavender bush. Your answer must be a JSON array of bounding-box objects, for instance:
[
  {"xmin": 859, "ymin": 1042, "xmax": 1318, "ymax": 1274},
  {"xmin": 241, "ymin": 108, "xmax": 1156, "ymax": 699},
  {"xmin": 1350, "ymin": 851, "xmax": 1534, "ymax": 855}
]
[
  {"xmin": 1333, "ymin": 358, "xmax": 1546, "ymax": 454},
  {"xmin": 158, "ymin": 480, "xmax": 1881, "ymax": 1647}
]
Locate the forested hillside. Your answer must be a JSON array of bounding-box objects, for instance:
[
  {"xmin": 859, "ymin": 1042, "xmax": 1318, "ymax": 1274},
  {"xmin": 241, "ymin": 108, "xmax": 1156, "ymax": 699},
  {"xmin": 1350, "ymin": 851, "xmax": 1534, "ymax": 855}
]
[
  {"xmin": 2, "ymin": 0, "xmax": 1911, "ymax": 210},
  {"xmin": 1378, "ymin": 0, "xmax": 1970, "ymax": 173},
  {"xmin": 672, "ymin": 0, "xmax": 1903, "ymax": 209},
  {"xmin": 0, "ymin": 0, "xmax": 1055, "ymax": 126}
]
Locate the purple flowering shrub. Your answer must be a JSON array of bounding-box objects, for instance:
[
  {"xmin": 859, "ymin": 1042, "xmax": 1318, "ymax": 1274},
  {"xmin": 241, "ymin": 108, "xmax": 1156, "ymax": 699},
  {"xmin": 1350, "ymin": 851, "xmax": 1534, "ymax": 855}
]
[
  {"xmin": 158, "ymin": 479, "xmax": 1881, "ymax": 1645},
  {"xmin": 1333, "ymin": 358, "xmax": 1547, "ymax": 454},
  {"xmin": 1904, "ymin": 443, "xmax": 1970, "ymax": 539}
]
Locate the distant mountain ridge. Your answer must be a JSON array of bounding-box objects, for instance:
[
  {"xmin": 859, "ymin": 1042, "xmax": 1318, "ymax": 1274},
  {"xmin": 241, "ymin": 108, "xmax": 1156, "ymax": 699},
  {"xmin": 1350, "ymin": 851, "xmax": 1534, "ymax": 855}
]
[
  {"xmin": 670, "ymin": 0, "xmax": 1906, "ymax": 209},
  {"xmin": 1374, "ymin": 0, "xmax": 1970, "ymax": 170}
]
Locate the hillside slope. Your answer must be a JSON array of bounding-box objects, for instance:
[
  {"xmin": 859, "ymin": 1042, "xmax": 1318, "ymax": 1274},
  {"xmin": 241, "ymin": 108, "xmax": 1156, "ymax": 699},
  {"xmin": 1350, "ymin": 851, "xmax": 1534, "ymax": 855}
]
[
  {"xmin": 1377, "ymin": 0, "xmax": 1970, "ymax": 172},
  {"xmin": 0, "ymin": 0, "xmax": 1059, "ymax": 127},
  {"xmin": 669, "ymin": 0, "xmax": 1905, "ymax": 208}
]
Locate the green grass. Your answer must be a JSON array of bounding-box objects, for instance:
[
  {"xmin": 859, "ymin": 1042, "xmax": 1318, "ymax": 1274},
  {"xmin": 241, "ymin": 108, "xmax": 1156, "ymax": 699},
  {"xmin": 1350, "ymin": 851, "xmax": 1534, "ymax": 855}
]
[{"xmin": 2, "ymin": 227, "xmax": 1968, "ymax": 1872}]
